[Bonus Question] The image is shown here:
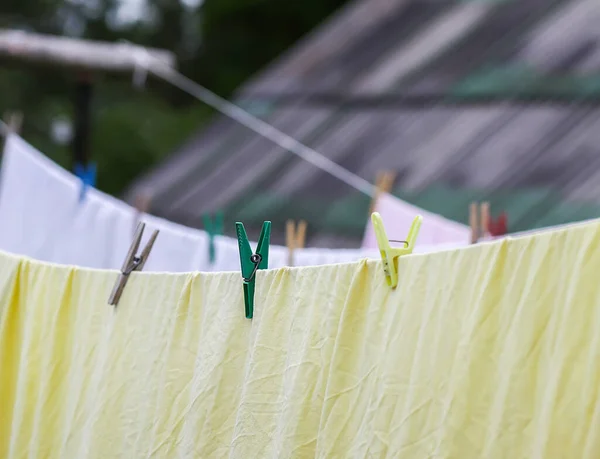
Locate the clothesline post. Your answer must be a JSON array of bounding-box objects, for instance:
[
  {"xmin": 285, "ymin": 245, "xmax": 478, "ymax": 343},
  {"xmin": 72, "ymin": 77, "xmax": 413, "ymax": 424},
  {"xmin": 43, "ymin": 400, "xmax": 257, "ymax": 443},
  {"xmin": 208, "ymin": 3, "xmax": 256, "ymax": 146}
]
[{"xmin": 0, "ymin": 30, "xmax": 176, "ymax": 192}]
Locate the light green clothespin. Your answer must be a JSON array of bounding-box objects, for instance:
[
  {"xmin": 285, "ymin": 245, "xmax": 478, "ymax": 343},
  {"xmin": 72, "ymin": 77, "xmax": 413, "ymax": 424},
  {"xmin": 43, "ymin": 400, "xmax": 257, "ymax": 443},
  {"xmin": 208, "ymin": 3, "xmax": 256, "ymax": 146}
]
[
  {"xmin": 203, "ymin": 211, "xmax": 224, "ymax": 264},
  {"xmin": 371, "ymin": 212, "xmax": 422, "ymax": 288},
  {"xmin": 237, "ymin": 221, "xmax": 271, "ymax": 319}
]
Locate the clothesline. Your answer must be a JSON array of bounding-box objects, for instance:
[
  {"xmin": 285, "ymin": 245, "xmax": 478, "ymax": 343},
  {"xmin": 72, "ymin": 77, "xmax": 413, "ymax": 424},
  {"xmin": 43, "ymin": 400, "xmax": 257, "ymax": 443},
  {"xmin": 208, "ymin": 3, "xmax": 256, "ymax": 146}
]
[
  {"xmin": 147, "ymin": 60, "xmax": 377, "ymax": 198},
  {"xmin": 0, "ymin": 53, "xmax": 375, "ymax": 198},
  {"xmin": 1, "ymin": 53, "xmax": 585, "ymax": 251},
  {"xmin": 3, "ymin": 131, "xmax": 593, "ymax": 276}
]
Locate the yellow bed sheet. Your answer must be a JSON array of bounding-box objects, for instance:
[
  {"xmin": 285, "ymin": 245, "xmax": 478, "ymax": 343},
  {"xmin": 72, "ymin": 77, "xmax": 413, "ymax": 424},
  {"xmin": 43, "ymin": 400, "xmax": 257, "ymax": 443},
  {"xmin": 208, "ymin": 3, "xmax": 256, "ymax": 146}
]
[{"xmin": 0, "ymin": 221, "xmax": 600, "ymax": 458}]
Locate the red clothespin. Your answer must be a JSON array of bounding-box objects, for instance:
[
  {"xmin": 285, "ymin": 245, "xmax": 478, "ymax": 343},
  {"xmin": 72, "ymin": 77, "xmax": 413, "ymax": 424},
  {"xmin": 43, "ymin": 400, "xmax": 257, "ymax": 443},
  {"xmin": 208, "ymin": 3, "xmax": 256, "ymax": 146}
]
[
  {"xmin": 488, "ymin": 211, "xmax": 508, "ymax": 237},
  {"xmin": 470, "ymin": 202, "xmax": 507, "ymax": 242}
]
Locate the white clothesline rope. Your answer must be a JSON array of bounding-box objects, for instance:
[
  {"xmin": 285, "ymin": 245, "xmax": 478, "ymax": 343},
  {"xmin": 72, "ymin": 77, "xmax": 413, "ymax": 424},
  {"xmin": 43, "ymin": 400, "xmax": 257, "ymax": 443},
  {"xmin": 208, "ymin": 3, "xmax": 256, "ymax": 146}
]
[
  {"xmin": 2, "ymin": 55, "xmax": 376, "ymax": 197},
  {"xmin": 147, "ymin": 62, "xmax": 377, "ymax": 198},
  {"xmin": 1, "ymin": 55, "xmax": 376, "ymax": 197}
]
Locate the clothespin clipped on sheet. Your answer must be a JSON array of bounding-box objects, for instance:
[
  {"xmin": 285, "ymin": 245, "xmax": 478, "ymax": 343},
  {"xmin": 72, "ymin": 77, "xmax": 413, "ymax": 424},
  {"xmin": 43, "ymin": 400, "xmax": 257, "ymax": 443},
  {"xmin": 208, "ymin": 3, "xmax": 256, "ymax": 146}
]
[
  {"xmin": 237, "ymin": 221, "xmax": 271, "ymax": 319},
  {"xmin": 488, "ymin": 211, "xmax": 508, "ymax": 237},
  {"xmin": 286, "ymin": 219, "xmax": 307, "ymax": 267},
  {"xmin": 372, "ymin": 212, "xmax": 422, "ymax": 289},
  {"xmin": 108, "ymin": 222, "xmax": 159, "ymax": 306},
  {"xmin": 203, "ymin": 211, "xmax": 224, "ymax": 264},
  {"xmin": 369, "ymin": 170, "xmax": 397, "ymax": 215},
  {"xmin": 469, "ymin": 201, "xmax": 487, "ymax": 244},
  {"xmin": 74, "ymin": 162, "xmax": 97, "ymax": 202},
  {"xmin": 469, "ymin": 201, "xmax": 507, "ymax": 242},
  {"xmin": 469, "ymin": 202, "xmax": 478, "ymax": 244}
]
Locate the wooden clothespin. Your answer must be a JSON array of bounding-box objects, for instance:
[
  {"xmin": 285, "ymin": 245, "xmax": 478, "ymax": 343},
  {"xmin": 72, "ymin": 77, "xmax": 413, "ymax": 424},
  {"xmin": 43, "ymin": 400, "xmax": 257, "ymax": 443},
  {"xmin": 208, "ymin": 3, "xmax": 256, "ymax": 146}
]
[
  {"xmin": 286, "ymin": 219, "xmax": 307, "ymax": 267},
  {"xmin": 470, "ymin": 201, "xmax": 507, "ymax": 242},
  {"xmin": 237, "ymin": 221, "xmax": 271, "ymax": 319},
  {"xmin": 108, "ymin": 222, "xmax": 159, "ymax": 306},
  {"xmin": 203, "ymin": 211, "xmax": 224, "ymax": 264},
  {"xmin": 371, "ymin": 212, "xmax": 422, "ymax": 288},
  {"xmin": 469, "ymin": 202, "xmax": 478, "ymax": 244},
  {"xmin": 369, "ymin": 170, "xmax": 397, "ymax": 214},
  {"xmin": 469, "ymin": 201, "xmax": 489, "ymax": 243},
  {"xmin": 480, "ymin": 202, "xmax": 490, "ymax": 239}
]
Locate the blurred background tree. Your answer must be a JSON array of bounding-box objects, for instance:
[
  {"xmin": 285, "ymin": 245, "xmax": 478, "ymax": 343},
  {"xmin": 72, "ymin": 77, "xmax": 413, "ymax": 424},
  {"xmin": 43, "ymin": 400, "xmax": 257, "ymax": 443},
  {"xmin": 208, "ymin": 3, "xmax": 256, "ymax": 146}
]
[{"xmin": 0, "ymin": 0, "xmax": 347, "ymax": 195}]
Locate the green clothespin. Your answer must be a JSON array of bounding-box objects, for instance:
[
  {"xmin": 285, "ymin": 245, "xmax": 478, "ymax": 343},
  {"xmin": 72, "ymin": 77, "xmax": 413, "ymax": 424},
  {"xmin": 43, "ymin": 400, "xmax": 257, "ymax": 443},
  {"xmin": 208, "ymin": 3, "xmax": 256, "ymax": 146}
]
[
  {"xmin": 203, "ymin": 211, "xmax": 224, "ymax": 264},
  {"xmin": 236, "ymin": 221, "xmax": 271, "ymax": 319}
]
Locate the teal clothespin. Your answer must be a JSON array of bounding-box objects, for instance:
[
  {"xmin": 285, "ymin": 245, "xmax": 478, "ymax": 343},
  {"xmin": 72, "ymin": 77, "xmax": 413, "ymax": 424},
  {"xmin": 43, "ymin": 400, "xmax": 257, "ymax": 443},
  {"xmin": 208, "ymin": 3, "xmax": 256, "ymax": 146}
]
[
  {"xmin": 236, "ymin": 221, "xmax": 271, "ymax": 319},
  {"xmin": 203, "ymin": 211, "xmax": 224, "ymax": 264}
]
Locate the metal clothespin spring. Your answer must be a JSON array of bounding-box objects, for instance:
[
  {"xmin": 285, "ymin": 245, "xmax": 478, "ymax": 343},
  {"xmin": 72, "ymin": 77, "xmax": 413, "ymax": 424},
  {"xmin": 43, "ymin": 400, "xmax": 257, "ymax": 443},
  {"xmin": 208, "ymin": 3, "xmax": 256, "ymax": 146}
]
[
  {"xmin": 243, "ymin": 254, "xmax": 262, "ymax": 282},
  {"xmin": 124, "ymin": 257, "xmax": 142, "ymax": 276}
]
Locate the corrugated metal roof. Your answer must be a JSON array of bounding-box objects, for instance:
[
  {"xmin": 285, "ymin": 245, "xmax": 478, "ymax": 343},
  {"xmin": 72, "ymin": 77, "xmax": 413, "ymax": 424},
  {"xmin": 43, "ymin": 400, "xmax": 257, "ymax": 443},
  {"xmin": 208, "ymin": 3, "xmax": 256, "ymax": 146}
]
[{"xmin": 126, "ymin": 0, "xmax": 600, "ymax": 246}]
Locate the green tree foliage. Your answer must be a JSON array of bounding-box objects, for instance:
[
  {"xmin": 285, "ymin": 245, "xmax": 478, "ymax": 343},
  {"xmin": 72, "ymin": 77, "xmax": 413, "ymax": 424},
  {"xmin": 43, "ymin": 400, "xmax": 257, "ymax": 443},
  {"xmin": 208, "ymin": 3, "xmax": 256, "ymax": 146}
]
[{"xmin": 0, "ymin": 0, "xmax": 347, "ymax": 195}]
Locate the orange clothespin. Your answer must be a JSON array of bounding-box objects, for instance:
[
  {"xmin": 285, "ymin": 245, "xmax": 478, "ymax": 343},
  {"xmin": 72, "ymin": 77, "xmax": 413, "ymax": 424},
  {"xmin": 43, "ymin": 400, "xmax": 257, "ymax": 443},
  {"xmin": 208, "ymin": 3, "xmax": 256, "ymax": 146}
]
[
  {"xmin": 369, "ymin": 170, "xmax": 397, "ymax": 214},
  {"xmin": 480, "ymin": 201, "xmax": 490, "ymax": 239},
  {"xmin": 286, "ymin": 219, "xmax": 307, "ymax": 267},
  {"xmin": 469, "ymin": 202, "xmax": 479, "ymax": 244},
  {"xmin": 371, "ymin": 212, "xmax": 422, "ymax": 288},
  {"xmin": 470, "ymin": 201, "xmax": 490, "ymax": 243}
]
